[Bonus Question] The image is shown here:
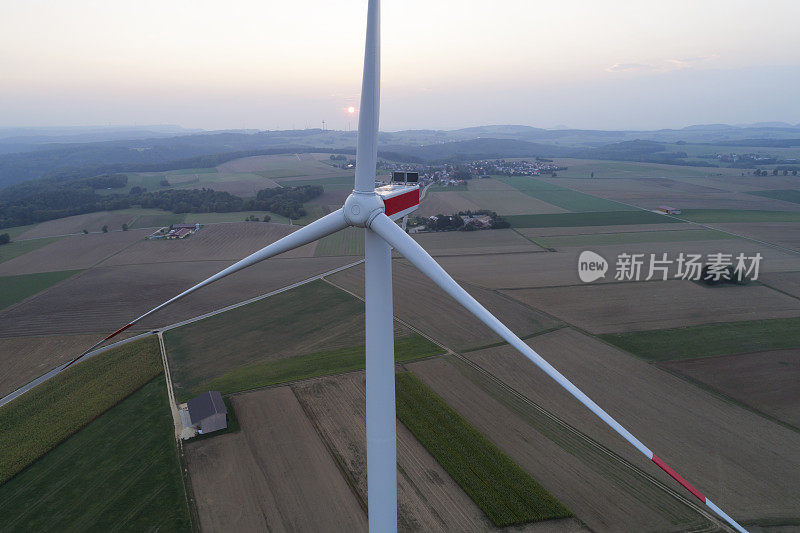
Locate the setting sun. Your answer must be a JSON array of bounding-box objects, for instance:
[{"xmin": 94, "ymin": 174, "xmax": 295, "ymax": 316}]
[{"xmin": 347, "ymin": 106, "xmax": 356, "ymax": 114}]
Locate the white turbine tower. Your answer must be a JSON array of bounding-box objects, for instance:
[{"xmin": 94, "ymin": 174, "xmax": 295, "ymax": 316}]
[{"xmin": 63, "ymin": 1, "xmax": 747, "ymax": 531}]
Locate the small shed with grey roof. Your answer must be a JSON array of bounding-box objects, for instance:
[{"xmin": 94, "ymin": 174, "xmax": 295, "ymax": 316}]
[{"xmin": 187, "ymin": 391, "xmax": 228, "ymax": 434}]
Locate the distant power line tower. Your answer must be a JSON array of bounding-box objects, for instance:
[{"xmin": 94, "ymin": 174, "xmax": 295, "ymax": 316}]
[{"xmin": 322, "ymin": 120, "xmax": 326, "ymax": 131}]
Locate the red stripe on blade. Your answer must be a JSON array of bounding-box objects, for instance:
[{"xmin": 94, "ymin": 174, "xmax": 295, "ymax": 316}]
[
  {"xmin": 104, "ymin": 323, "xmax": 133, "ymax": 341},
  {"xmin": 652, "ymin": 455, "xmax": 706, "ymax": 503}
]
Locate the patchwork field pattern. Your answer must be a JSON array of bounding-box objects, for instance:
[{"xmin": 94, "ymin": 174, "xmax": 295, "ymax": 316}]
[
  {"xmin": 503, "ymin": 281, "xmax": 800, "ymax": 334},
  {"xmin": 0, "ymin": 378, "xmax": 191, "ymax": 531},
  {"xmin": 0, "ymin": 269, "xmax": 81, "ymax": 310},
  {"xmin": 185, "ymin": 386, "xmax": 367, "ymax": 532}
]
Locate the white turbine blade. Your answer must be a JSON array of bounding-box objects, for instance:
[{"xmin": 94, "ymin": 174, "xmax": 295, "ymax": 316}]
[
  {"xmin": 353, "ymin": 0, "xmax": 380, "ymax": 193},
  {"xmin": 369, "ymin": 213, "xmax": 748, "ymax": 533},
  {"xmin": 65, "ymin": 209, "xmax": 349, "ymax": 368}
]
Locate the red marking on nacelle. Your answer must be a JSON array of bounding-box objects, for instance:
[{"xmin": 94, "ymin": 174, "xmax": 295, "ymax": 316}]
[
  {"xmin": 383, "ymin": 189, "xmax": 419, "ymax": 216},
  {"xmin": 652, "ymin": 455, "xmax": 706, "ymax": 503}
]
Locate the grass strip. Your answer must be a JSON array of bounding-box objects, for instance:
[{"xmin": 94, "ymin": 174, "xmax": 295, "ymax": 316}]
[
  {"xmin": 499, "ymin": 176, "xmax": 633, "ymax": 212},
  {"xmin": 678, "ymin": 209, "xmax": 800, "ymax": 223},
  {"xmin": 0, "ymin": 378, "xmax": 191, "ymax": 532},
  {"xmin": 746, "ymin": 189, "xmax": 800, "ymax": 205},
  {"xmin": 395, "ymin": 372, "xmax": 572, "ymax": 527},
  {"xmin": 0, "ymin": 269, "xmax": 82, "ymax": 310},
  {"xmin": 600, "ymin": 317, "xmax": 800, "ymax": 361},
  {"xmin": 195, "ymin": 335, "xmax": 442, "ymax": 400},
  {"xmin": 0, "ymin": 336, "xmax": 163, "ymax": 484},
  {"xmin": 504, "ymin": 210, "xmax": 677, "ymax": 228}
]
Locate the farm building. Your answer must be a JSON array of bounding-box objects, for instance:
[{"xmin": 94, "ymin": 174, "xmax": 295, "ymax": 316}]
[
  {"xmin": 165, "ymin": 223, "xmax": 200, "ymax": 239},
  {"xmin": 657, "ymin": 205, "xmax": 681, "ymax": 215},
  {"xmin": 186, "ymin": 391, "xmax": 228, "ymax": 434}
]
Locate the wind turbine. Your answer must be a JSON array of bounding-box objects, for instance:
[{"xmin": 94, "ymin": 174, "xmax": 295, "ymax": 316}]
[{"xmin": 64, "ymin": 1, "xmax": 747, "ymax": 531}]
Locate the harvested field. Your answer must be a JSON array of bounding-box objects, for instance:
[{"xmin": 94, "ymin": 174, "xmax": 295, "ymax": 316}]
[
  {"xmin": 416, "ymin": 191, "xmax": 481, "ymax": 217},
  {"xmin": 0, "ymin": 237, "xmax": 61, "ymax": 265},
  {"xmin": 294, "ymin": 371, "xmax": 584, "ymax": 532},
  {"xmin": 429, "ymin": 238, "xmax": 800, "ymax": 290},
  {"xmin": 518, "ymin": 222, "xmax": 698, "ymax": 237},
  {"xmin": 407, "ymin": 354, "xmax": 715, "ymax": 532},
  {"xmin": 459, "ymin": 178, "xmax": 567, "ymax": 215},
  {"xmin": 599, "ymin": 317, "xmax": 800, "ymax": 361},
  {"xmin": 499, "ymin": 177, "xmax": 633, "ymax": 212},
  {"xmin": 0, "ymin": 337, "xmax": 162, "ymax": 484},
  {"xmin": 585, "ymin": 190, "xmax": 800, "ymax": 212},
  {"xmin": 0, "ymin": 378, "xmax": 191, "ymax": 532},
  {"xmin": 0, "ymin": 334, "xmax": 99, "ymax": 398},
  {"xmin": 0, "ymin": 269, "xmax": 81, "ymax": 310},
  {"xmin": 442, "ymin": 327, "xmax": 800, "ymax": 524},
  {"xmin": 185, "ymin": 386, "xmax": 367, "ymax": 532},
  {"xmin": 531, "ymin": 229, "xmax": 734, "ymax": 248},
  {"xmin": 0, "ymin": 256, "xmax": 356, "ymax": 338},
  {"xmin": 502, "ymin": 280, "xmax": 800, "ymax": 334},
  {"xmin": 278, "ymin": 175, "xmax": 355, "ymax": 189},
  {"xmin": 680, "ymin": 209, "xmax": 800, "ymax": 223},
  {"xmin": 505, "ymin": 210, "xmax": 676, "ymax": 228},
  {"xmin": 15, "ymin": 211, "xmax": 137, "ymax": 239},
  {"xmin": 102, "ymin": 222, "xmax": 315, "ymax": 266},
  {"xmin": 761, "ymin": 270, "xmax": 800, "ymax": 298},
  {"xmin": 0, "ymin": 230, "xmax": 148, "ymax": 275},
  {"xmin": 660, "ymin": 349, "xmax": 800, "ymax": 428},
  {"xmin": 712, "ymin": 222, "xmax": 800, "ymax": 251},
  {"xmin": 327, "ymin": 261, "xmax": 561, "ymax": 351},
  {"xmin": 217, "ymin": 153, "xmax": 349, "ymax": 177},
  {"xmin": 412, "ymin": 229, "xmax": 543, "ymax": 256}
]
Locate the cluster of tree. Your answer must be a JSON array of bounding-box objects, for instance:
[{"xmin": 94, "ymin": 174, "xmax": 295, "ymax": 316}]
[
  {"xmin": 247, "ymin": 185, "xmax": 323, "ymax": 219},
  {"xmin": 699, "ymin": 265, "xmax": 753, "ymax": 286},
  {"xmin": 0, "ymin": 177, "xmax": 322, "ymax": 228},
  {"xmin": 752, "ymin": 168, "xmax": 799, "ymax": 176},
  {"xmin": 245, "ymin": 214, "xmax": 272, "ymax": 222},
  {"xmin": 457, "ymin": 210, "xmax": 510, "ymax": 229},
  {"xmin": 0, "ymin": 232, "xmax": 9, "ymax": 245}
]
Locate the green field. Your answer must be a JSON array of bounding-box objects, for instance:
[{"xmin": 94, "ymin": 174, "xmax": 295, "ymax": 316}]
[
  {"xmin": 505, "ymin": 210, "xmax": 677, "ymax": 228},
  {"xmin": 204, "ymin": 335, "xmax": 443, "ymax": 397},
  {"xmin": 395, "ymin": 372, "xmax": 572, "ymax": 526},
  {"xmin": 499, "ymin": 176, "xmax": 633, "ymax": 212},
  {"xmin": 178, "ymin": 210, "xmax": 290, "ymax": 224},
  {"xmin": 164, "ymin": 280, "xmax": 369, "ymax": 400},
  {"xmin": 0, "ymin": 236, "xmax": 61, "ymax": 264},
  {"xmin": 533, "ymin": 229, "xmax": 735, "ymax": 248},
  {"xmin": 552, "ymin": 159, "xmax": 737, "ymax": 179},
  {"xmin": 0, "ymin": 270, "xmax": 82, "ymax": 310},
  {"xmin": 747, "ymin": 189, "xmax": 800, "ymax": 205},
  {"xmin": 0, "ymin": 337, "xmax": 163, "ymax": 484},
  {"xmin": 600, "ymin": 317, "xmax": 800, "ymax": 361},
  {"xmin": 314, "ymin": 226, "xmax": 364, "ymax": 256},
  {"xmin": 0, "ymin": 378, "xmax": 191, "ymax": 531},
  {"xmin": 678, "ymin": 209, "xmax": 800, "ymax": 223},
  {"xmin": 0, "ymin": 223, "xmax": 39, "ymax": 240}
]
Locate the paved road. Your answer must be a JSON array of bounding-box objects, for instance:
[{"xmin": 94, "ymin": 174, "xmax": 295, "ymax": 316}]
[{"xmin": 0, "ymin": 259, "xmax": 363, "ymax": 408}]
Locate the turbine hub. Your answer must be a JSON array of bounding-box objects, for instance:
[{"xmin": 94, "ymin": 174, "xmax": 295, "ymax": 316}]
[{"xmin": 343, "ymin": 191, "xmax": 385, "ymax": 227}]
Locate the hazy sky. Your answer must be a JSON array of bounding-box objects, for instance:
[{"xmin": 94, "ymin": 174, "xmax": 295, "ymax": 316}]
[{"xmin": 2, "ymin": 0, "xmax": 799, "ymax": 131}]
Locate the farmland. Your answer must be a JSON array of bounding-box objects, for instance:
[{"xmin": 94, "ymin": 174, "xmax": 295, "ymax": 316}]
[
  {"xmin": 530, "ymin": 228, "xmax": 734, "ymax": 248},
  {"xmin": 678, "ymin": 209, "xmax": 800, "ymax": 223},
  {"xmin": 459, "ymin": 178, "xmax": 568, "ymax": 215},
  {"xmin": 407, "ymin": 354, "xmax": 715, "ymax": 531},
  {"xmin": 199, "ymin": 334, "xmax": 442, "ymax": 398},
  {"xmin": 0, "ymin": 336, "xmax": 162, "ymax": 484},
  {"xmin": 0, "ymin": 269, "xmax": 81, "ymax": 310},
  {"xmin": 164, "ymin": 280, "xmax": 368, "ymax": 399},
  {"xmin": 502, "ymin": 281, "xmax": 800, "ymax": 334},
  {"xmin": 185, "ymin": 386, "xmax": 367, "ymax": 532},
  {"xmin": 395, "ymin": 372, "xmax": 572, "ymax": 526},
  {"xmin": 660, "ymin": 349, "xmax": 800, "ymax": 428},
  {"xmin": 504, "ymin": 210, "xmax": 677, "ymax": 228},
  {"xmin": 445, "ymin": 328, "xmax": 800, "ymax": 523},
  {"xmin": 314, "ymin": 226, "xmax": 365, "ymax": 256},
  {"xmin": 0, "ymin": 378, "xmax": 191, "ymax": 531},
  {"xmin": 328, "ymin": 261, "xmax": 562, "ymax": 351},
  {"xmin": 499, "ymin": 177, "xmax": 633, "ymax": 212},
  {"xmin": 0, "ymin": 237, "xmax": 61, "ymax": 264},
  {"xmin": 412, "ymin": 228, "xmax": 543, "ymax": 256},
  {"xmin": 599, "ymin": 316, "xmax": 800, "ymax": 361}
]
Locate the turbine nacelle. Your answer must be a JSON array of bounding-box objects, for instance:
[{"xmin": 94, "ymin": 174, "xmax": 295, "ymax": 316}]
[{"xmin": 343, "ymin": 184, "xmax": 420, "ymax": 227}]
